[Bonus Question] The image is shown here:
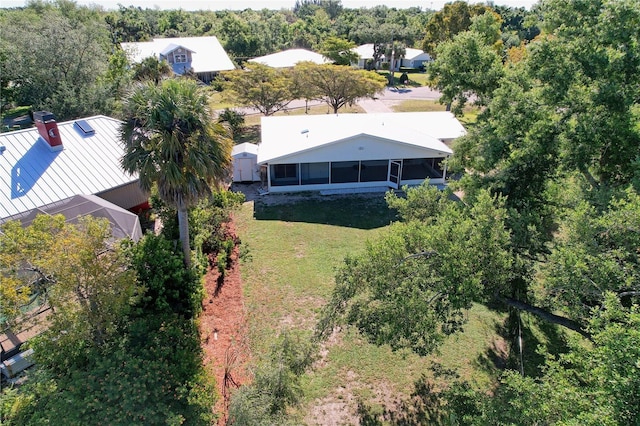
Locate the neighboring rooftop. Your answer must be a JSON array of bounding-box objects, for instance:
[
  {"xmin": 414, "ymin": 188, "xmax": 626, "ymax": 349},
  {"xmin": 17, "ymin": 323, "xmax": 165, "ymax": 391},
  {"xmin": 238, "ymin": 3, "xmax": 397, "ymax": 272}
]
[
  {"xmin": 0, "ymin": 115, "xmax": 138, "ymax": 220},
  {"xmin": 232, "ymin": 142, "xmax": 259, "ymax": 157},
  {"xmin": 11, "ymin": 194, "xmax": 143, "ymax": 241},
  {"xmin": 249, "ymin": 48, "xmax": 331, "ymax": 68},
  {"xmin": 259, "ymin": 112, "xmax": 464, "ymax": 163},
  {"xmin": 121, "ymin": 36, "xmax": 235, "ymax": 74}
]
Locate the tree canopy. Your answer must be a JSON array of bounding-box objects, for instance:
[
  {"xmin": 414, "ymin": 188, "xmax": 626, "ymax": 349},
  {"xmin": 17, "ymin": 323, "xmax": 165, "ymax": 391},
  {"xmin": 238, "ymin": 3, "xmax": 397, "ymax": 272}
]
[
  {"xmin": 318, "ymin": 2, "xmax": 640, "ymax": 421},
  {"xmin": 293, "ymin": 62, "xmax": 386, "ymax": 113},
  {"xmin": 221, "ymin": 63, "xmax": 298, "ymax": 116}
]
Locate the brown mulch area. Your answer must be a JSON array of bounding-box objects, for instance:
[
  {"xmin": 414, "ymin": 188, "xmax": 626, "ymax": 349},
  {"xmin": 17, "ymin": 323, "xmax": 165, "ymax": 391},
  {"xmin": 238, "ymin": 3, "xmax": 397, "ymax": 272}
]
[{"xmin": 199, "ymin": 214, "xmax": 250, "ymax": 425}]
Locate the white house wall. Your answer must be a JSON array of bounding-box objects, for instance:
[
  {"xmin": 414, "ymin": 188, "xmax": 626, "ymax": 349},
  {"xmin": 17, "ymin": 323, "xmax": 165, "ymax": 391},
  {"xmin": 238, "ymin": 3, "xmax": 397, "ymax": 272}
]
[{"xmin": 270, "ymin": 135, "xmax": 450, "ymax": 165}]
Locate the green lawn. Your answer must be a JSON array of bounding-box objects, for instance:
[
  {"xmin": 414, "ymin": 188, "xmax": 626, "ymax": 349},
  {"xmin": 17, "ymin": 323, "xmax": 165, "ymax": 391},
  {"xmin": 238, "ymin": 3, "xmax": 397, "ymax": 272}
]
[
  {"xmin": 392, "ymin": 99, "xmax": 480, "ymax": 125},
  {"xmin": 235, "ymin": 194, "xmax": 507, "ymax": 422}
]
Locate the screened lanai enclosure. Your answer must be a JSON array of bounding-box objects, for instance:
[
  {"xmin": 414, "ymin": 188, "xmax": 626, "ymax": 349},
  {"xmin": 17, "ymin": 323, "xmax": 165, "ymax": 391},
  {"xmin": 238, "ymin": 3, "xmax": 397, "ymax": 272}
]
[
  {"xmin": 259, "ymin": 112, "xmax": 465, "ymax": 193},
  {"xmin": 269, "ymin": 157, "xmax": 446, "ymax": 188}
]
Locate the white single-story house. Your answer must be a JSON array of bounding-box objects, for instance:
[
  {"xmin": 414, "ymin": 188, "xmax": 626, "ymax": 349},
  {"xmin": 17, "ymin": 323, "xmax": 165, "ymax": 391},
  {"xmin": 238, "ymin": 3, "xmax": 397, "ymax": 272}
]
[
  {"xmin": 258, "ymin": 112, "xmax": 465, "ymax": 193},
  {"xmin": 399, "ymin": 48, "xmax": 432, "ymax": 70},
  {"xmin": 249, "ymin": 48, "xmax": 331, "ymax": 68},
  {"xmin": 351, "ymin": 43, "xmax": 378, "ymax": 69},
  {"xmin": 351, "ymin": 44, "xmax": 431, "ymax": 71},
  {"xmin": 121, "ymin": 36, "xmax": 235, "ymax": 83},
  {"xmin": 232, "ymin": 142, "xmax": 260, "ymax": 182},
  {"xmin": 0, "ymin": 113, "xmax": 148, "ymax": 224}
]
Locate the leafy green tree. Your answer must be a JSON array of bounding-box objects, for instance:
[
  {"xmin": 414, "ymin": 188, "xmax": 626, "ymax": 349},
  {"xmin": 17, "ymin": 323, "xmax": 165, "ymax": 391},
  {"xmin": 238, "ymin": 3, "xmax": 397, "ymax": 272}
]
[
  {"xmin": 428, "ymin": 29, "xmax": 504, "ymax": 115},
  {"xmin": 221, "ymin": 63, "xmax": 297, "ymax": 116},
  {"xmin": 220, "ymin": 13, "xmax": 261, "ymax": 58},
  {"xmin": 421, "ymin": 1, "xmax": 493, "ymax": 57},
  {"xmin": 292, "ymin": 62, "xmax": 386, "ymax": 113},
  {"xmin": 290, "ymin": 9, "xmax": 333, "ymax": 50},
  {"xmin": 120, "ymin": 79, "xmax": 232, "ymax": 267},
  {"xmin": 318, "ymin": 186, "xmax": 514, "ymax": 355},
  {"xmin": 1, "ymin": 6, "xmax": 113, "ymax": 119},
  {"xmin": 319, "ymin": 36, "xmax": 358, "ymax": 65},
  {"xmin": 472, "ymin": 295, "xmax": 640, "ymax": 425},
  {"xmin": 105, "ymin": 5, "xmax": 153, "ymax": 42},
  {"xmin": 541, "ymin": 189, "xmax": 640, "ymax": 324},
  {"xmin": 125, "ymin": 234, "xmax": 202, "ymax": 318},
  {"xmin": 0, "ymin": 215, "xmax": 138, "ymax": 347}
]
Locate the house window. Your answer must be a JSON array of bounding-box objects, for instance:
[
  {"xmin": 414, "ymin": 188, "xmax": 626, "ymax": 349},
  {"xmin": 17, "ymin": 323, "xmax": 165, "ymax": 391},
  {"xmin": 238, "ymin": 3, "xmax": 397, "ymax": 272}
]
[
  {"xmin": 331, "ymin": 161, "xmax": 359, "ymax": 183},
  {"xmin": 174, "ymin": 53, "xmax": 187, "ymax": 63},
  {"xmin": 360, "ymin": 160, "xmax": 388, "ymax": 182},
  {"xmin": 301, "ymin": 162, "xmax": 329, "ymax": 185},
  {"xmin": 401, "ymin": 158, "xmax": 445, "ymax": 180},
  {"xmin": 270, "ymin": 163, "xmax": 299, "ymax": 186}
]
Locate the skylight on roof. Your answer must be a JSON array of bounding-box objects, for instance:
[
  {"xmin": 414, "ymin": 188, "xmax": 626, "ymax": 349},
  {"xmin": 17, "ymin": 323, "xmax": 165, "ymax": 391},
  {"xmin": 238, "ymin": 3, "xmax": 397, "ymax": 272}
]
[{"xmin": 74, "ymin": 120, "xmax": 95, "ymax": 136}]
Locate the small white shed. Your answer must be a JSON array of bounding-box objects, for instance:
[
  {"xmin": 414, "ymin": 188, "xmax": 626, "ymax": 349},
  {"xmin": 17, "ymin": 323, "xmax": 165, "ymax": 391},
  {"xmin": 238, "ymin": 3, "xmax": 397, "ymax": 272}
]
[{"xmin": 232, "ymin": 143, "xmax": 260, "ymax": 182}]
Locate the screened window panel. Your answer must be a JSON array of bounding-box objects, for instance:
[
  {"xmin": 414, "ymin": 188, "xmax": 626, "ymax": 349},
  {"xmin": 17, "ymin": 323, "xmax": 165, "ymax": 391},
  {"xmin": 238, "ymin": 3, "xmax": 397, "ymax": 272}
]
[
  {"xmin": 270, "ymin": 164, "xmax": 299, "ymax": 186},
  {"xmin": 301, "ymin": 162, "xmax": 329, "ymax": 185},
  {"xmin": 360, "ymin": 160, "xmax": 389, "ymax": 182},
  {"xmin": 402, "ymin": 158, "xmax": 445, "ymax": 180},
  {"xmin": 331, "ymin": 161, "xmax": 359, "ymax": 183}
]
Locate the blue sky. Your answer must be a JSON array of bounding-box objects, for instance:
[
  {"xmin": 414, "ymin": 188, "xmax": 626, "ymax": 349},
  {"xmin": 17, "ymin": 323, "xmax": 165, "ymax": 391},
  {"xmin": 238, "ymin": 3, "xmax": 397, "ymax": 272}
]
[{"xmin": 2, "ymin": 0, "xmax": 539, "ymax": 11}]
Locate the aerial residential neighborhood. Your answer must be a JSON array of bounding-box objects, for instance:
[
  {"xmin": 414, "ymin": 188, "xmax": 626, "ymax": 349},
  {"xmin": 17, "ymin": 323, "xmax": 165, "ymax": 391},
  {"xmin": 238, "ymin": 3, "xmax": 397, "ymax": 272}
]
[{"xmin": 1, "ymin": 0, "xmax": 639, "ymax": 425}]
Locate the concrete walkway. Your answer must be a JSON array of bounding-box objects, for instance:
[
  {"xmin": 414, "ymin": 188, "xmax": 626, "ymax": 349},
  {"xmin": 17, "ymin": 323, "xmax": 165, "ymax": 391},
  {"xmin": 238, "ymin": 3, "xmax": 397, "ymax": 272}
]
[{"xmin": 357, "ymin": 97, "xmax": 393, "ymax": 113}]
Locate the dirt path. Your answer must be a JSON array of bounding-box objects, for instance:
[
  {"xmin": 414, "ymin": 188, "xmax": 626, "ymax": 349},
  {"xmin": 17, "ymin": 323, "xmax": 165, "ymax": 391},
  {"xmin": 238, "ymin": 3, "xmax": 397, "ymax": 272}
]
[{"xmin": 199, "ymin": 215, "xmax": 249, "ymax": 425}]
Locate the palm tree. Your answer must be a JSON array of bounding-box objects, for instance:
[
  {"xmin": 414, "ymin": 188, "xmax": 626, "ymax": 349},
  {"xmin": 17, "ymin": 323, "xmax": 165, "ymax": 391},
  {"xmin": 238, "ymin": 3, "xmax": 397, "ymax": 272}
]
[
  {"xmin": 133, "ymin": 56, "xmax": 173, "ymax": 85},
  {"xmin": 120, "ymin": 78, "xmax": 232, "ymax": 267}
]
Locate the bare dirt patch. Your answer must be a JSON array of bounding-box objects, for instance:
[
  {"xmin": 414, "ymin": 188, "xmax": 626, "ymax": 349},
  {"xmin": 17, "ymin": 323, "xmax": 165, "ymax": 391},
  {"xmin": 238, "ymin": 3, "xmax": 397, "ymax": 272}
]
[{"xmin": 199, "ymin": 216, "xmax": 250, "ymax": 425}]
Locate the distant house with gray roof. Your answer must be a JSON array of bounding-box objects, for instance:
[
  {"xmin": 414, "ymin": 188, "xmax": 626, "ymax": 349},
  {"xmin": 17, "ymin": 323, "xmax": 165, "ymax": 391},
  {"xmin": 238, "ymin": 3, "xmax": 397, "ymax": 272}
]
[{"xmin": 121, "ymin": 36, "xmax": 235, "ymax": 83}]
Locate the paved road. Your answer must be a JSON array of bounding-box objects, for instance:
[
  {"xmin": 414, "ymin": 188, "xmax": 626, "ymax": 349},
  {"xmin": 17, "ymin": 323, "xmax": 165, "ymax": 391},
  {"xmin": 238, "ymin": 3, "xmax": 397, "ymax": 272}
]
[{"xmin": 228, "ymin": 85, "xmax": 443, "ymax": 116}]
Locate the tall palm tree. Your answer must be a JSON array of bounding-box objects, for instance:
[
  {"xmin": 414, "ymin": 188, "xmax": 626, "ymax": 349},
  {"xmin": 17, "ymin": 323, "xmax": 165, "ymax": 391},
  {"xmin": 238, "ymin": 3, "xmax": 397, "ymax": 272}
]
[{"xmin": 120, "ymin": 78, "xmax": 232, "ymax": 267}]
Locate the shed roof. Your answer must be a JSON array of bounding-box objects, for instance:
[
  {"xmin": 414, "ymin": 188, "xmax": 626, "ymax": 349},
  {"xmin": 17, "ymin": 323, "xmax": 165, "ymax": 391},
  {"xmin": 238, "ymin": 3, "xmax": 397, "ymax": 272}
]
[
  {"xmin": 0, "ymin": 115, "xmax": 138, "ymax": 220},
  {"xmin": 232, "ymin": 142, "xmax": 259, "ymax": 157},
  {"xmin": 259, "ymin": 112, "xmax": 464, "ymax": 164},
  {"xmin": 121, "ymin": 36, "xmax": 235, "ymax": 74},
  {"xmin": 249, "ymin": 49, "xmax": 330, "ymax": 68}
]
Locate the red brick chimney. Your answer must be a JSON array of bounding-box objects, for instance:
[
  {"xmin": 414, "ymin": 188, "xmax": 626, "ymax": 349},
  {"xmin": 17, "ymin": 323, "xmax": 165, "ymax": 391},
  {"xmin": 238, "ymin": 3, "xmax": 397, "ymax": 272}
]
[{"xmin": 34, "ymin": 111, "xmax": 63, "ymax": 151}]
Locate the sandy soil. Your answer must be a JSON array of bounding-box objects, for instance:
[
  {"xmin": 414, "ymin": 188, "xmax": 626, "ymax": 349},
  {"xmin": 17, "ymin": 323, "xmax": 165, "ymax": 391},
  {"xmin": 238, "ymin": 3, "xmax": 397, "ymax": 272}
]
[{"xmin": 199, "ymin": 217, "xmax": 249, "ymax": 425}]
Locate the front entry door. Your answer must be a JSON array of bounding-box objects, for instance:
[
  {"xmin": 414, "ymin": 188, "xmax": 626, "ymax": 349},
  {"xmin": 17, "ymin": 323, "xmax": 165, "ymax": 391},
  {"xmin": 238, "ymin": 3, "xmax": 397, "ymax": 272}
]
[{"xmin": 389, "ymin": 160, "xmax": 402, "ymax": 189}]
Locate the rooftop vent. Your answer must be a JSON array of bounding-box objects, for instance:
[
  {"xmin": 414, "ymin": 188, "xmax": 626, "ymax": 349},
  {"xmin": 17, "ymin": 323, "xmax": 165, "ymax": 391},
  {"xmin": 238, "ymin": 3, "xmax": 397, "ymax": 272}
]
[
  {"xmin": 34, "ymin": 111, "xmax": 63, "ymax": 151},
  {"xmin": 74, "ymin": 120, "xmax": 95, "ymax": 136}
]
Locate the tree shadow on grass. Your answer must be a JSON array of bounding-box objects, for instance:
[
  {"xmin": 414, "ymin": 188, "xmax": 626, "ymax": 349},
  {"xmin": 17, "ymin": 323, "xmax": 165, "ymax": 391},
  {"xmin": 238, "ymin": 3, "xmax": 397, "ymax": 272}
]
[
  {"xmin": 253, "ymin": 194, "xmax": 396, "ymax": 230},
  {"xmin": 479, "ymin": 310, "xmax": 571, "ymax": 378}
]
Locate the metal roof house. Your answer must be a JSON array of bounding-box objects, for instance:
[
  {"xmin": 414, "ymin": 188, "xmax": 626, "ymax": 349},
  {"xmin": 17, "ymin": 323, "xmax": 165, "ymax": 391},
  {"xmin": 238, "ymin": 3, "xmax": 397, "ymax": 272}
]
[
  {"xmin": 249, "ymin": 49, "xmax": 331, "ymax": 68},
  {"xmin": 0, "ymin": 113, "xmax": 148, "ymax": 225},
  {"xmin": 121, "ymin": 36, "xmax": 235, "ymax": 83},
  {"xmin": 258, "ymin": 112, "xmax": 465, "ymax": 193}
]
